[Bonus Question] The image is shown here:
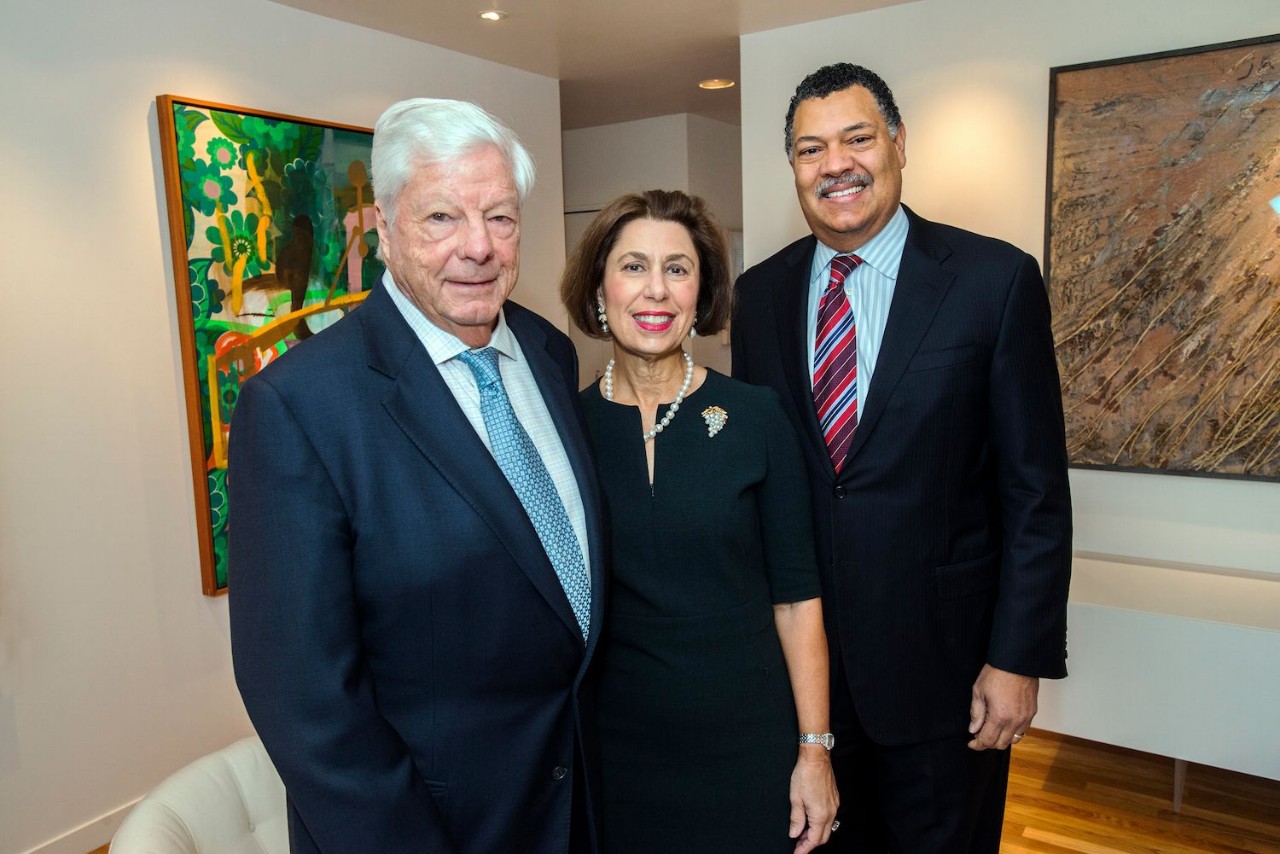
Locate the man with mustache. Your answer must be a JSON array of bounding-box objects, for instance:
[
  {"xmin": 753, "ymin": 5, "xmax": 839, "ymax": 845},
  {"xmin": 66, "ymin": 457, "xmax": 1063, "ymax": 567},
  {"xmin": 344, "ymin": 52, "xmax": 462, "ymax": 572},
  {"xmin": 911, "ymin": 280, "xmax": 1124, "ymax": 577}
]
[{"xmin": 732, "ymin": 64, "xmax": 1072, "ymax": 852}]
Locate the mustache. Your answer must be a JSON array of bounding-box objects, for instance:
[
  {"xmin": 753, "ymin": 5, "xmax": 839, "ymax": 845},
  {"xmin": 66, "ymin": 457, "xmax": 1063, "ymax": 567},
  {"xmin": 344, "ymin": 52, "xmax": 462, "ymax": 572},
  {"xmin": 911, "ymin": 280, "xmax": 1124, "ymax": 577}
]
[{"xmin": 815, "ymin": 173, "xmax": 872, "ymax": 198}]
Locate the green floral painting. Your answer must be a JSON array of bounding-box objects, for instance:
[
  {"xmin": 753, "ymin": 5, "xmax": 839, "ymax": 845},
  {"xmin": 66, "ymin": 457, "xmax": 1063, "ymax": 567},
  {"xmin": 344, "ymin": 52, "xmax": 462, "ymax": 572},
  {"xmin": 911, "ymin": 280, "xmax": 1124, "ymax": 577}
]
[{"xmin": 157, "ymin": 96, "xmax": 382, "ymax": 593}]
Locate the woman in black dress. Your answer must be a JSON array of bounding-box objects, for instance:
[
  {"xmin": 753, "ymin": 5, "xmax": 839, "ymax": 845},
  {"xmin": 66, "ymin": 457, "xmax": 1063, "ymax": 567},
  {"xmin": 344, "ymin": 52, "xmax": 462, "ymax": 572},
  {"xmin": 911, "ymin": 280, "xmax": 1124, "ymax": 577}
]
[{"xmin": 560, "ymin": 190, "xmax": 838, "ymax": 853}]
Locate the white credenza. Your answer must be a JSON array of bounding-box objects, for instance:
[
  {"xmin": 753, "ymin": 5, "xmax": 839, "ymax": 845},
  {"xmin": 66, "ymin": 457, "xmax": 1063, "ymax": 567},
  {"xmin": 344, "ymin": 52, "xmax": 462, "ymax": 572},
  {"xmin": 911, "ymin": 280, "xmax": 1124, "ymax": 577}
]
[{"xmin": 1036, "ymin": 554, "xmax": 1280, "ymax": 789}]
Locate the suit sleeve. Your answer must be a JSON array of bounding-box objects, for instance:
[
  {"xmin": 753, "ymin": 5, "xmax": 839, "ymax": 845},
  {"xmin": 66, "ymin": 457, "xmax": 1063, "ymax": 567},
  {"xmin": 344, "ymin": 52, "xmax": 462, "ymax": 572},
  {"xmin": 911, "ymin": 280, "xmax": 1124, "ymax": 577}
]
[
  {"xmin": 730, "ymin": 286, "xmax": 747, "ymax": 380},
  {"xmin": 985, "ymin": 253, "xmax": 1073, "ymax": 679},
  {"xmin": 730, "ymin": 272, "xmax": 755, "ymax": 383},
  {"xmin": 228, "ymin": 376, "xmax": 455, "ymax": 852}
]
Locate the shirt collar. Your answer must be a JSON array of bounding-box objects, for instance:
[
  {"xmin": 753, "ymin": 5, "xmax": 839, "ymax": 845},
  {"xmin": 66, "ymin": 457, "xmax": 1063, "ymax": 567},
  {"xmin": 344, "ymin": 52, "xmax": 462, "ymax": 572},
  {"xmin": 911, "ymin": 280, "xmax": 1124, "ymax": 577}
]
[
  {"xmin": 382, "ymin": 270, "xmax": 516, "ymax": 365},
  {"xmin": 813, "ymin": 204, "xmax": 909, "ymax": 280}
]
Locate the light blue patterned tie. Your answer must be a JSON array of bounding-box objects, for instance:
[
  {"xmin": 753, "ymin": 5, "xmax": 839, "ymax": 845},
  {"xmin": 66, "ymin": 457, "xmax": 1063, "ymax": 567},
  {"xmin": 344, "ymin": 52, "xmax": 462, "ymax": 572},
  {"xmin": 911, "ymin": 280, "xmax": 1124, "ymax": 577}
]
[{"xmin": 456, "ymin": 347, "xmax": 590, "ymax": 640}]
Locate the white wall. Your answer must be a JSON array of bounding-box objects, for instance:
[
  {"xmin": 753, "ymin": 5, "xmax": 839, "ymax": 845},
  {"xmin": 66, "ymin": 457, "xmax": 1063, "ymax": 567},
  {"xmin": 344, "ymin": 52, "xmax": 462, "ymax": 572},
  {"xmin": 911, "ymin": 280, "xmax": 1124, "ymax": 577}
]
[
  {"xmin": 0, "ymin": 1, "xmax": 565, "ymax": 852},
  {"xmin": 562, "ymin": 114, "xmax": 690, "ymax": 211},
  {"xmin": 687, "ymin": 114, "xmax": 744, "ymax": 231},
  {"xmin": 740, "ymin": 0, "xmax": 1280, "ymax": 576},
  {"xmin": 562, "ymin": 112, "xmax": 743, "ymax": 227}
]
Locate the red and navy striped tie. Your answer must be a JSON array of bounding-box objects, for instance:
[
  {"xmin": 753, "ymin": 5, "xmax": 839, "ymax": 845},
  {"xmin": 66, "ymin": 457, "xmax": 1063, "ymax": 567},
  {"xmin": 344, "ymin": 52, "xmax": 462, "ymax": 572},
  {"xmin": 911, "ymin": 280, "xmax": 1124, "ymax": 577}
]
[{"xmin": 813, "ymin": 253, "xmax": 862, "ymax": 471}]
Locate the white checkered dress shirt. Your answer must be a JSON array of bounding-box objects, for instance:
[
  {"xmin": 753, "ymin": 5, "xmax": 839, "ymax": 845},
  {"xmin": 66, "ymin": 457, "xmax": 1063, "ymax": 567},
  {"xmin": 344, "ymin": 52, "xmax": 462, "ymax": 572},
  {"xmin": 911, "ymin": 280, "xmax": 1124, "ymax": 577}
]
[{"xmin": 383, "ymin": 274, "xmax": 591, "ymax": 570}]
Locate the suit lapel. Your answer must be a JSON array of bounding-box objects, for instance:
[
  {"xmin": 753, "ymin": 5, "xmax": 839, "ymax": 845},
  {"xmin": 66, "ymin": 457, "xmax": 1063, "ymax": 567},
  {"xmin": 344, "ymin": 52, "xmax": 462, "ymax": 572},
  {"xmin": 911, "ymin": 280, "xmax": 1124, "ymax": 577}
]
[
  {"xmin": 771, "ymin": 237, "xmax": 832, "ymax": 469},
  {"xmin": 361, "ymin": 285, "xmax": 583, "ymax": 640},
  {"xmin": 841, "ymin": 208, "xmax": 956, "ymax": 471}
]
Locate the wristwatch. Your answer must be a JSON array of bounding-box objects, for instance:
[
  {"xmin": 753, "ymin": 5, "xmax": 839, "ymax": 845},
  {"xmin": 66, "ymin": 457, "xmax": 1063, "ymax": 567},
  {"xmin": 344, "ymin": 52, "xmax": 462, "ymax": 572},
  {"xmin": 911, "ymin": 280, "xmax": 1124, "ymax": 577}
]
[{"xmin": 798, "ymin": 732, "xmax": 835, "ymax": 750}]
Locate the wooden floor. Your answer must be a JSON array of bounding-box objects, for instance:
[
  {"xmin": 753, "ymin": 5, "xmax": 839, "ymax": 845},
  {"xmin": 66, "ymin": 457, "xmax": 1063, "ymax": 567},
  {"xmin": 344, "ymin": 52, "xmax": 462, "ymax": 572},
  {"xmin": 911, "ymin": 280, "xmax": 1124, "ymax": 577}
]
[
  {"xmin": 1003, "ymin": 731, "xmax": 1280, "ymax": 853},
  {"xmin": 90, "ymin": 731, "xmax": 1280, "ymax": 853}
]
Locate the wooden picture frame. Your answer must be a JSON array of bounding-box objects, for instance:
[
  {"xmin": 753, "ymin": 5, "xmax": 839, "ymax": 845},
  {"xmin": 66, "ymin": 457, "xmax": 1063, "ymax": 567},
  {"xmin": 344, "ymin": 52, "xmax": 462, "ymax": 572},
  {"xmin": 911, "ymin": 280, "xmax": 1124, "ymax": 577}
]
[
  {"xmin": 1045, "ymin": 35, "xmax": 1280, "ymax": 482},
  {"xmin": 156, "ymin": 96, "xmax": 381, "ymax": 593}
]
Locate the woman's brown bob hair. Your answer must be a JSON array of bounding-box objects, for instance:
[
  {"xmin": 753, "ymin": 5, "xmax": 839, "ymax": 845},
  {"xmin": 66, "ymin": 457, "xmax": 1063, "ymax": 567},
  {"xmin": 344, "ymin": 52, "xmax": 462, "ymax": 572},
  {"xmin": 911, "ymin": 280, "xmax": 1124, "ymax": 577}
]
[{"xmin": 560, "ymin": 189, "xmax": 733, "ymax": 340}]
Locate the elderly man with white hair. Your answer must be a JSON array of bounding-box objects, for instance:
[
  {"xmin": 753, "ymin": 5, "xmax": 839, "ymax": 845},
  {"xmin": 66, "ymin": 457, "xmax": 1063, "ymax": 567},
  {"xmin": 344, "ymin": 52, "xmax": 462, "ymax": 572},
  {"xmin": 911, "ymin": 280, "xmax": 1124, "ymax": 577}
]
[{"xmin": 230, "ymin": 98, "xmax": 606, "ymax": 854}]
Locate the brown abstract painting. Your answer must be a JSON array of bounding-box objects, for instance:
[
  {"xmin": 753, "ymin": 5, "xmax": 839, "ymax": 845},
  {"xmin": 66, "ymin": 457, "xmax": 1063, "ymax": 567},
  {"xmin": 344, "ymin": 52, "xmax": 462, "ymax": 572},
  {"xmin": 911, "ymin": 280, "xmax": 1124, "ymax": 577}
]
[{"xmin": 1046, "ymin": 34, "xmax": 1280, "ymax": 481}]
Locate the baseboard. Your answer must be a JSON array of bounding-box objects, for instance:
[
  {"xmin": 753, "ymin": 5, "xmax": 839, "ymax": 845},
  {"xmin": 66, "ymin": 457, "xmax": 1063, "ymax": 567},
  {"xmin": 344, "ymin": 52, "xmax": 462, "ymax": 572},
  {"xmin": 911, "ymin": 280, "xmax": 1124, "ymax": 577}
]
[{"xmin": 20, "ymin": 800, "xmax": 138, "ymax": 854}]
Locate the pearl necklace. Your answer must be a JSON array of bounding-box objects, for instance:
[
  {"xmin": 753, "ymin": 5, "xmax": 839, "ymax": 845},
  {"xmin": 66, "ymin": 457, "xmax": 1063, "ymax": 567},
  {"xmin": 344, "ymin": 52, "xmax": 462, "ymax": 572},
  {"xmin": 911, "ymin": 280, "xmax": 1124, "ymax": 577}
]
[{"xmin": 604, "ymin": 351, "xmax": 694, "ymax": 443}]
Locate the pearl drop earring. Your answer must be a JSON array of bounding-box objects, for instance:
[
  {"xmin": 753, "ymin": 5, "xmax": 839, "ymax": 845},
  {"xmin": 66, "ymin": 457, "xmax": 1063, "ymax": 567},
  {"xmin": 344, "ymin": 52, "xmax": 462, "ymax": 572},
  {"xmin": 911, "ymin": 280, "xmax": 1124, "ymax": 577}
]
[
  {"xmin": 690, "ymin": 312, "xmax": 698, "ymax": 338},
  {"xmin": 596, "ymin": 296, "xmax": 610, "ymax": 335}
]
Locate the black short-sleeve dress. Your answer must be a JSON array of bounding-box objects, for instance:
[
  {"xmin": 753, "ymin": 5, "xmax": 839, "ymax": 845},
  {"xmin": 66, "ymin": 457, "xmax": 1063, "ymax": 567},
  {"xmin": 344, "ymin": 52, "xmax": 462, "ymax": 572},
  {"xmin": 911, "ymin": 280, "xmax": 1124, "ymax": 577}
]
[{"xmin": 581, "ymin": 369, "xmax": 821, "ymax": 854}]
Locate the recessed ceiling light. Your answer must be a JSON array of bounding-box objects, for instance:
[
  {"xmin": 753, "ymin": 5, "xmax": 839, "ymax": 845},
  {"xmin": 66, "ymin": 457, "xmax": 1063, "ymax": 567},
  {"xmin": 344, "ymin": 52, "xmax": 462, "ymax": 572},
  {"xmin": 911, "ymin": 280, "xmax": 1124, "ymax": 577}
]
[
  {"xmin": 479, "ymin": 10, "xmax": 508, "ymax": 21},
  {"xmin": 698, "ymin": 79, "xmax": 736, "ymax": 90}
]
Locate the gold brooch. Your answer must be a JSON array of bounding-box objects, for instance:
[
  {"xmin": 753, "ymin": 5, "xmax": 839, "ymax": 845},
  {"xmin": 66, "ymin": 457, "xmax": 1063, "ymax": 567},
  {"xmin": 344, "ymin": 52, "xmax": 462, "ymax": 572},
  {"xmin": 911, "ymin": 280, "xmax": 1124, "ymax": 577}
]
[{"xmin": 702, "ymin": 405, "xmax": 728, "ymax": 438}]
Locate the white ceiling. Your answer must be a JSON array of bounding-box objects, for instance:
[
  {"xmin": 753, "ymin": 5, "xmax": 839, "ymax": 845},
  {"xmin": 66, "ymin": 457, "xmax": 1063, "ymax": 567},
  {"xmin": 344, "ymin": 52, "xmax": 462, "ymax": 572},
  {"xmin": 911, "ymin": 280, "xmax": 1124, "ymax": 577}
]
[{"xmin": 269, "ymin": 0, "xmax": 917, "ymax": 129}]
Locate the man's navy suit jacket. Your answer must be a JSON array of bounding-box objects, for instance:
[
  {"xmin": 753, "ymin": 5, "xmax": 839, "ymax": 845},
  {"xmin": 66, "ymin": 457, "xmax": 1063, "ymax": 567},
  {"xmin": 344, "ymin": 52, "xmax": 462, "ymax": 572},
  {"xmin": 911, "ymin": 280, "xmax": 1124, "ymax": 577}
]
[
  {"xmin": 229, "ymin": 281, "xmax": 606, "ymax": 852},
  {"xmin": 732, "ymin": 206, "xmax": 1072, "ymax": 746}
]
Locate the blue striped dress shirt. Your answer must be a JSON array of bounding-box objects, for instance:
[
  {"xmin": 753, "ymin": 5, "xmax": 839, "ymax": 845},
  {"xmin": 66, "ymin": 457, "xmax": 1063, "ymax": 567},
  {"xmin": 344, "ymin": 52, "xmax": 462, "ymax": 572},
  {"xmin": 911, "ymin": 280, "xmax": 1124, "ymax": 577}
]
[{"xmin": 807, "ymin": 204, "xmax": 910, "ymax": 410}]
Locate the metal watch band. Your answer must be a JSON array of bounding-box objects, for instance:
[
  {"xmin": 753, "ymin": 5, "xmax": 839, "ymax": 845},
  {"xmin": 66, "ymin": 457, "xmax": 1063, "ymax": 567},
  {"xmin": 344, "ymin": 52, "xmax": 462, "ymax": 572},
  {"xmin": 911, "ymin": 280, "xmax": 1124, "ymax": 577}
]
[{"xmin": 798, "ymin": 732, "xmax": 835, "ymax": 750}]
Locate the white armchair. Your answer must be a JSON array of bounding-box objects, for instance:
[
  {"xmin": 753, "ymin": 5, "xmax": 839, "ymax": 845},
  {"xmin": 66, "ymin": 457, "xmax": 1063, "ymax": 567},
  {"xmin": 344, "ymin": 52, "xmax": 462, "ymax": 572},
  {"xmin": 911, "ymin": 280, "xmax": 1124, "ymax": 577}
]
[{"xmin": 110, "ymin": 736, "xmax": 287, "ymax": 854}]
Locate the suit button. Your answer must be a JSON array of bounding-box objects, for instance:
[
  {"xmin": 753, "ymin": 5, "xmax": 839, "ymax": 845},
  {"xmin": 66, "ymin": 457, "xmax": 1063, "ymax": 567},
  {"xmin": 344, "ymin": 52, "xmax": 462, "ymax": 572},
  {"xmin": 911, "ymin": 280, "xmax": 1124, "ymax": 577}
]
[
  {"xmin": 833, "ymin": 485, "xmax": 847, "ymax": 498},
  {"xmin": 552, "ymin": 765, "xmax": 568, "ymax": 781}
]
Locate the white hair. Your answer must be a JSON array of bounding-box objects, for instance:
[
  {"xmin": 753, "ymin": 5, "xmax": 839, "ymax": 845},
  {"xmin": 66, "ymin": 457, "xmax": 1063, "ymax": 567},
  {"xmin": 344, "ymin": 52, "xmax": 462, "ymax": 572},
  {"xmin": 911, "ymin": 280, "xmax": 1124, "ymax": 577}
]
[{"xmin": 371, "ymin": 98, "xmax": 536, "ymax": 227}]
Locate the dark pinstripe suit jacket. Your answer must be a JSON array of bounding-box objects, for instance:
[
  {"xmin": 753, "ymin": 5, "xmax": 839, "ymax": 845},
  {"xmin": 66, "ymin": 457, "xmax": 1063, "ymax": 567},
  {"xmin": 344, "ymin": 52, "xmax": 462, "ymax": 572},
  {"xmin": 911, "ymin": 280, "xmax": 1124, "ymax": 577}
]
[{"xmin": 732, "ymin": 206, "xmax": 1072, "ymax": 745}]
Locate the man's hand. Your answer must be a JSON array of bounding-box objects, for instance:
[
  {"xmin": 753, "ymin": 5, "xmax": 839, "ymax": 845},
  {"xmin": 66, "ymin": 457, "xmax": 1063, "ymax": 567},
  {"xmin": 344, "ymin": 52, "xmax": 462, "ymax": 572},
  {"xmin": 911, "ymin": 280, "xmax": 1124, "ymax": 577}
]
[
  {"xmin": 788, "ymin": 746, "xmax": 840, "ymax": 853},
  {"xmin": 968, "ymin": 664, "xmax": 1038, "ymax": 751}
]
